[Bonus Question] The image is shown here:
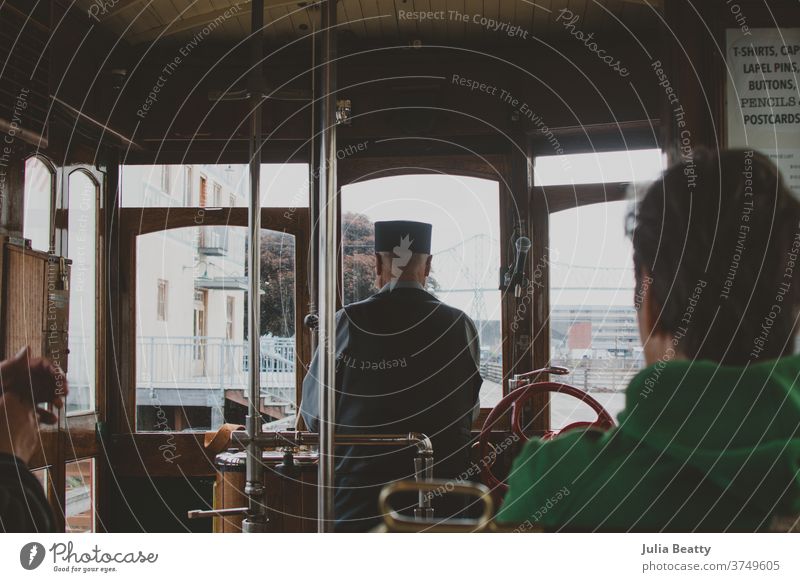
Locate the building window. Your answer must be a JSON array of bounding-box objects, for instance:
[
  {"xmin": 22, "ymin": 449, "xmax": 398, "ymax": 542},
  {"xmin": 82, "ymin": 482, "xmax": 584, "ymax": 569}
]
[
  {"xmin": 120, "ymin": 163, "xmax": 310, "ymax": 208},
  {"xmin": 157, "ymin": 279, "xmax": 169, "ymax": 321},
  {"xmin": 161, "ymin": 165, "xmax": 171, "ymax": 194},
  {"xmin": 193, "ymin": 289, "xmax": 208, "ymax": 367},
  {"xmin": 199, "ymin": 175, "xmax": 208, "ymax": 207},
  {"xmin": 213, "ymin": 182, "xmax": 222, "ymax": 206},
  {"xmin": 226, "ymin": 296, "xmax": 235, "ymax": 340},
  {"xmin": 184, "ymin": 166, "xmax": 193, "ymax": 205}
]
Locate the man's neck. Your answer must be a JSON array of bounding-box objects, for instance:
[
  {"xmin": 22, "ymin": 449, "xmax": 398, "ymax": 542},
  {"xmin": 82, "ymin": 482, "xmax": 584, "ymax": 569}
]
[{"xmin": 378, "ymin": 279, "xmax": 425, "ymax": 293}]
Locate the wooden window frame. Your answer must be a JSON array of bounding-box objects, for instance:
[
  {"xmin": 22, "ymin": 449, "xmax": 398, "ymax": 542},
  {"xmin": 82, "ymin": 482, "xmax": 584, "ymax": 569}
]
[
  {"xmin": 22, "ymin": 154, "xmax": 57, "ymax": 252},
  {"xmin": 338, "ymin": 154, "xmax": 513, "ymax": 431},
  {"xmin": 109, "ymin": 207, "xmax": 310, "ymax": 477},
  {"xmin": 24, "ymin": 162, "xmax": 106, "ymax": 531}
]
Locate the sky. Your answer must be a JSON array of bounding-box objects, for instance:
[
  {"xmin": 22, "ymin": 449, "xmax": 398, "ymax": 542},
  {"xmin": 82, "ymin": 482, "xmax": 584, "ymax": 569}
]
[
  {"xmin": 340, "ymin": 148, "xmax": 665, "ymax": 316},
  {"xmin": 123, "ymin": 148, "xmax": 665, "ymax": 319},
  {"xmin": 342, "ymin": 174, "xmax": 502, "ymax": 319}
]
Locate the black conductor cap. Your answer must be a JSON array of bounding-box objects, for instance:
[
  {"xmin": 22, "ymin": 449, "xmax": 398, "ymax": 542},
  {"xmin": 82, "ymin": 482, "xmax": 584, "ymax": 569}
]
[{"xmin": 374, "ymin": 220, "xmax": 432, "ymax": 255}]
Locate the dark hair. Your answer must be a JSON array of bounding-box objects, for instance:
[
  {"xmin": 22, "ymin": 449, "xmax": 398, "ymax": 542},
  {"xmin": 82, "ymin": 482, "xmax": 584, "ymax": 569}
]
[{"xmin": 628, "ymin": 149, "xmax": 800, "ymax": 365}]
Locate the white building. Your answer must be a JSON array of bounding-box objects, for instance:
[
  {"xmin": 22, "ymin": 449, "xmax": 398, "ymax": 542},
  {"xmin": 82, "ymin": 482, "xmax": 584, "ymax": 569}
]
[{"xmin": 122, "ymin": 164, "xmax": 295, "ymax": 431}]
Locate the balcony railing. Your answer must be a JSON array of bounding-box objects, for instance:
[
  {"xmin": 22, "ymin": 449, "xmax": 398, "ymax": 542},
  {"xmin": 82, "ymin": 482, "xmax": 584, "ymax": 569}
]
[
  {"xmin": 136, "ymin": 336, "xmax": 295, "ymax": 406},
  {"xmin": 198, "ymin": 226, "xmax": 229, "ymax": 256},
  {"xmin": 554, "ymin": 356, "xmax": 642, "ymax": 393}
]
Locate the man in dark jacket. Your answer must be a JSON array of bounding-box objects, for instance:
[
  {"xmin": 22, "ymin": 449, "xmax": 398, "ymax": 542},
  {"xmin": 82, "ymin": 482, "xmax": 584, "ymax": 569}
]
[
  {"xmin": 1, "ymin": 347, "xmax": 67, "ymax": 532},
  {"xmin": 301, "ymin": 220, "xmax": 482, "ymax": 531}
]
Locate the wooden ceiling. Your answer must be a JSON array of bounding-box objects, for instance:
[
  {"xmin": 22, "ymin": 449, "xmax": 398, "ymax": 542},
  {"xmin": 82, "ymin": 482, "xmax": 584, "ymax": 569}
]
[{"xmin": 77, "ymin": 0, "xmax": 663, "ymax": 48}]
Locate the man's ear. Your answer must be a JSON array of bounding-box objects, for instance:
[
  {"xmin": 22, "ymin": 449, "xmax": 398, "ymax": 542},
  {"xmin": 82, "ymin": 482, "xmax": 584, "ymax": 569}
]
[{"xmin": 374, "ymin": 253, "xmax": 383, "ymax": 276}]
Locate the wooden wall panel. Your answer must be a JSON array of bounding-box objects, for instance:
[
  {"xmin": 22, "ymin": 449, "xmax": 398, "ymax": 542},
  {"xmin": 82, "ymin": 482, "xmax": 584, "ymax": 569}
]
[{"xmin": 3, "ymin": 244, "xmax": 48, "ymax": 358}]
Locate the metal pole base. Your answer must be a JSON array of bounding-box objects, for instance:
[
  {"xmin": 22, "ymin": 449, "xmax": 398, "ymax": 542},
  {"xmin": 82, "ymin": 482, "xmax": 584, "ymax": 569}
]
[
  {"xmin": 413, "ymin": 508, "xmax": 435, "ymax": 520},
  {"xmin": 241, "ymin": 518, "xmax": 270, "ymax": 533}
]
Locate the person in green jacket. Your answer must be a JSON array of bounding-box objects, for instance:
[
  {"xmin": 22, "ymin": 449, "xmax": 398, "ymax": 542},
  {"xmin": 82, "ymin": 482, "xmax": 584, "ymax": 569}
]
[{"xmin": 497, "ymin": 149, "xmax": 800, "ymax": 532}]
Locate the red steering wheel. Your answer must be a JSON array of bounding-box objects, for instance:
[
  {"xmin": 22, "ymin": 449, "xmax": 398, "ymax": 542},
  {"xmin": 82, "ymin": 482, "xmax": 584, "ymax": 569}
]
[{"xmin": 478, "ymin": 372, "xmax": 615, "ymax": 494}]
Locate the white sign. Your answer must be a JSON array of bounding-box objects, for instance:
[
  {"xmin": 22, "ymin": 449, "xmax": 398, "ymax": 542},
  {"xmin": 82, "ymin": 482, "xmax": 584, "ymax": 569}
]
[
  {"xmin": 727, "ymin": 28, "xmax": 800, "ymax": 193},
  {"xmin": 1, "ymin": 533, "xmax": 800, "ymax": 581}
]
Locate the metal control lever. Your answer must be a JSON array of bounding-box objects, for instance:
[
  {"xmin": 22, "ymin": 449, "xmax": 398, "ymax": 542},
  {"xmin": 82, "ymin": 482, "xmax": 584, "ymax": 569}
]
[
  {"xmin": 189, "ymin": 432, "xmax": 433, "ymax": 528},
  {"xmin": 187, "ymin": 507, "xmax": 249, "ymax": 520},
  {"xmin": 508, "ymin": 365, "xmax": 570, "ymax": 392}
]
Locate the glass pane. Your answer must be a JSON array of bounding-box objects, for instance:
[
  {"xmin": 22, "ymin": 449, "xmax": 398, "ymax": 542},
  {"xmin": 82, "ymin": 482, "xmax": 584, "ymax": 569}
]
[
  {"xmin": 23, "ymin": 157, "xmax": 53, "ymax": 252},
  {"xmin": 66, "ymin": 172, "xmax": 97, "ymax": 414},
  {"xmin": 341, "ymin": 175, "xmax": 504, "ymax": 408},
  {"xmin": 65, "ymin": 459, "xmax": 94, "ymax": 533},
  {"xmin": 135, "ymin": 226, "xmax": 296, "ymax": 432},
  {"xmin": 120, "ymin": 164, "xmax": 309, "ymax": 208},
  {"xmin": 549, "ymin": 200, "xmax": 642, "ymax": 427},
  {"xmin": 534, "ymin": 148, "xmax": 665, "ymax": 186}
]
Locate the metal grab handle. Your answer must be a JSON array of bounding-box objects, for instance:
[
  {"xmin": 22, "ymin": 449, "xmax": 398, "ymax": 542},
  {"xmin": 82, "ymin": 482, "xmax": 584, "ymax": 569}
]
[
  {"xmin": 187, "ymin": 507, "xmax": 249, "ymax": 520},
  {"xmin": 509, "ymin": 366, "xmax": 570, "ymax": 392},
  {"xmin": 515, "ymin": 366, "xmax": 570, "ymax": 380},
  {"xmin": 378, "ymin": 480, "xmax": 494, "ymax": 533},
  {"xmin": 413, "ymin": 456, "xmax": 435, "ymax": 519}
]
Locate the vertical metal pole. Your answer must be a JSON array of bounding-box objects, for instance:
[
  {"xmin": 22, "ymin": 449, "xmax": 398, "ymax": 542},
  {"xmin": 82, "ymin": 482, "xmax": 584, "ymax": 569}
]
[
  {"xmin": 317, "ymin": 0, "xmax": 338, "ymax": 533},
  {"xmin": 242, "ymin": 0, "xmax": 268, "ymax": 533},
  {"xmin": 307, "ymin": 17, "xmax": 320, "ymax": 344}
]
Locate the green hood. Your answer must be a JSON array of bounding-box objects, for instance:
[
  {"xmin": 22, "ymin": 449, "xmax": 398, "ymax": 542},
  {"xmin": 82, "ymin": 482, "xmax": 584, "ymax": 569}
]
[{"xmin": 620, "ymin": 355, "xmax": 800, "ymax": 517}]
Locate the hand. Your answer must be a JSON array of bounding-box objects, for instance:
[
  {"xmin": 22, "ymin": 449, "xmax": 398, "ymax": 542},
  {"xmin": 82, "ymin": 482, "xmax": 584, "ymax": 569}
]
[
  {"xmin": 0, "ymin": 346, "xmax": 67, "ymax": 465},
  {"xmin": 0, "ymin": 346, "xmax": 68, "ymax": 409},
  {"xmin": 0, "ymin": 392, "xmax": 42, "ymax": 464}
]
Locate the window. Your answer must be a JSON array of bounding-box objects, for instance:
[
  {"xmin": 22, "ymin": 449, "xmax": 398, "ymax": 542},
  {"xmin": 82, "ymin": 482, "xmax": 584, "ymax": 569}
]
[
  {"xmin": 184, "ymin": 165, "xmax": 193, "ymax": 205},
  {"xmin": 341, "ymin": 174, "xmax": 503, "ymax": 408},
  {"xmin": 549, "ymin": 201, "xmax": 640, "ymax": 426},
  {"xmin": 543, "ymin": 149, "xmax": 666, "ymax": 428},
  {"xmin": 534, "ymin": 148, "xmax": 664, "ymax": 186},
  {"xmin": 66, "ymin": 171, "xmax": 98, "ymax": 415},
  {"xmin": 199, "ymin": 176, "xmax": 208, "ymax": 207},
  {"xmin": 120, "ymin": 164, "xmax": 310, "ymax": 208},
  {"xmin": 157, "ymin": 279, "xmax": 169, "ymax": 321},
  {"xmin": 213, "ymin": 182, "xmax": 222, "ymax": 206},
  {"xmin": 193, "ymin": 289, "xmax": 208, "ymax": 370},
  {"xmin": 23, "ymin": 157, "xmax": 53, "ymax": 252},
  {"xmin": 161, "ymin": 165, "xmax": 171, "ymax": 194},
  {"xmin": 134, "ymin": 226, "xmax": 296, "ymax": 432},
  {"xmin": 65, "ymin": 459, "xmax": 94, "ymax": 533},
  {"xmin": 226, "ymin": 296, "xmax": 235, "ymax": 340}
]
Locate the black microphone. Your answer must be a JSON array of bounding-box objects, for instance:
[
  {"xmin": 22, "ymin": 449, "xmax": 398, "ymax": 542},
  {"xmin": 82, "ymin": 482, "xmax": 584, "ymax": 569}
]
[{"xmin": 512, "ymin": 236, "xmax": 532, "ymax": 283}]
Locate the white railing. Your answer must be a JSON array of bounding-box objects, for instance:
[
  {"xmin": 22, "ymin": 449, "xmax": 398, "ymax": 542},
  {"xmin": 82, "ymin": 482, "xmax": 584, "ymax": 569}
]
[
  {"xmin": 480, "ymin": 360, "xmax": 503, "ymax": 383},
  {"xmin": 198, "ymin": 226, "xmax": 230, "ymax": 255},
  {"xmin": 136, "ymin": 336, "xmax": 295, "ymax": 405},
  {"xmin": 556, "ymin": 357, "xmax": 642, "ymax": 393}
]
